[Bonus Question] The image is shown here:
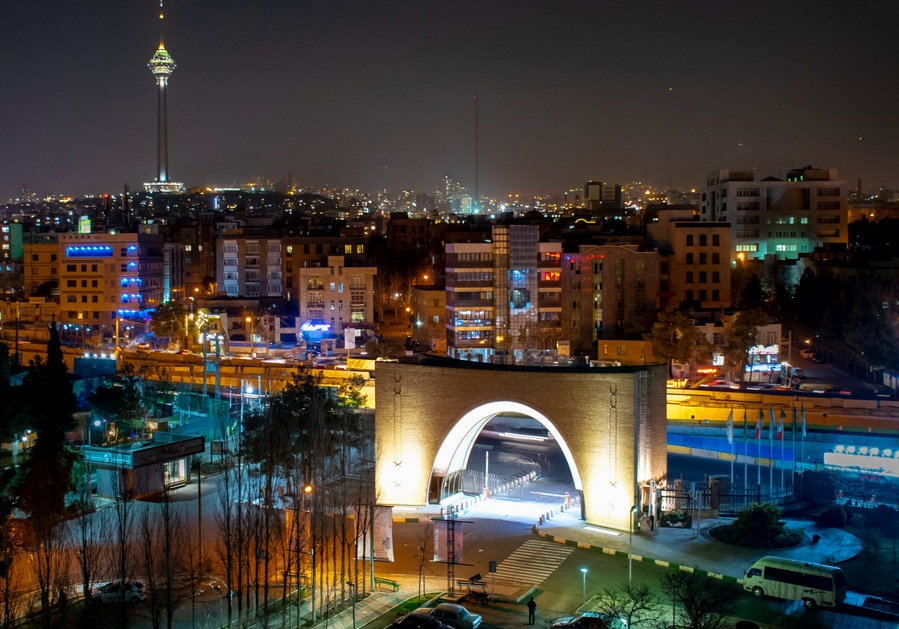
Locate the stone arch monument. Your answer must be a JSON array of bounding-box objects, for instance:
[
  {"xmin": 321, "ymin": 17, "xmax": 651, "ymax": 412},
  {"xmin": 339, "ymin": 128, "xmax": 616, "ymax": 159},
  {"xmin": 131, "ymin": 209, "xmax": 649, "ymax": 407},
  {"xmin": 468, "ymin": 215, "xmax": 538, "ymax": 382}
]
[{"xmin": 374, "ymin": 359, "xmax": 668, "ymax": 532}]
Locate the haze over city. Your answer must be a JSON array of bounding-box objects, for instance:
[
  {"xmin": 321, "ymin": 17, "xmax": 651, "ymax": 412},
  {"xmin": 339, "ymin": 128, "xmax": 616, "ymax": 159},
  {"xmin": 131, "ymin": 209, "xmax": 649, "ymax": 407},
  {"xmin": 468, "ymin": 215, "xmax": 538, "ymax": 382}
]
[{"xmin": 2, "ymin": 1, "xmax": 897, "ymax": 201}]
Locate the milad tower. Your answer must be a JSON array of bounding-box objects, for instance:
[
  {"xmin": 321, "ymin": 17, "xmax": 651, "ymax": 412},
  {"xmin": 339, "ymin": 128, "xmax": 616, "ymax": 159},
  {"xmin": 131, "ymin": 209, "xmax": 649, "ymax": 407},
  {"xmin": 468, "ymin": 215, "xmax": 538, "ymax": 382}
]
[{"xmin": 145, "ymin": 0, "xmax": 182, "ymax": 193}]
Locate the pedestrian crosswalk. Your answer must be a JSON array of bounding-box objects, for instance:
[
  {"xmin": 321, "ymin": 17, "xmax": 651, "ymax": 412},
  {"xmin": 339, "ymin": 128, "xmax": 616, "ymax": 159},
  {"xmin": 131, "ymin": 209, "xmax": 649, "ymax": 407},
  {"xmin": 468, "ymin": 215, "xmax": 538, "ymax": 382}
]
[{"xmin": 492, "ymin": 539, "xmax": 574, "ymax": 585}]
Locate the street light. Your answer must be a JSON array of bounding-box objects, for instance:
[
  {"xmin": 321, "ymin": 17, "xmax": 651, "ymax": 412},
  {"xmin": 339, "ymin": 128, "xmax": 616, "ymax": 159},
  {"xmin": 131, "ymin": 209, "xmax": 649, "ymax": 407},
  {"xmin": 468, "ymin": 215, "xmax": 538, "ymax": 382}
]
[
  {"xmin": 245, "ymin": 316, "xmax": 254, "ymax": 357},
  {"xmin": 580, "ymin": 567, "xmax": 587, "ymax": 606},
  {"xmin": 346, "ymin": 581, "xmax": 356, "ymax": 629},
  {"xmin": 628, "ymin": 506, "xmax": 639, "ymax": 585}
]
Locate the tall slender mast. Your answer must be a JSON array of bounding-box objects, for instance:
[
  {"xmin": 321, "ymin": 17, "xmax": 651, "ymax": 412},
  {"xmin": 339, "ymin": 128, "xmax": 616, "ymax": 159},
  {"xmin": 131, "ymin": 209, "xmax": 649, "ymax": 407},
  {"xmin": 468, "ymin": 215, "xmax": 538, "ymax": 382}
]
[
  {"xmin": 473, "ymin": 93, "xmax": 479, "ymax": 213},
  {"xmin": 148, "ymin": 0, "xmax": 175, "ymax": 185}
]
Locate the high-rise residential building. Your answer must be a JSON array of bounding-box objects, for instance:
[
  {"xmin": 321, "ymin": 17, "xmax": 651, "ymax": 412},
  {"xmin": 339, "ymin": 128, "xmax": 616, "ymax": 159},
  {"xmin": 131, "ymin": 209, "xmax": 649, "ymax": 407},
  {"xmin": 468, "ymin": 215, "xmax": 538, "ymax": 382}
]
[
  {"xmin": 217, "ymin": 237, "xmax": 283, "ymax": 298},
  {"xmin": 54, "ymin": 232, "xmax": 164, "ymax": 328},
  {"xmin": 297, "ymin": 256, "xmax": 376, "ymax": 339},
  {"xmin": 560, "ymin": 244, "xmax": 660, "ymax": 353},
  {"xmin": 700, "ymin": 166, "xmax": 847, "ymax": 260},
  {"xmin": 445, "ymin": 225, "xmax": 561, "ymax": 363},
  {"xmin": 647, "ymin": 206, "xmax": 732, "ymax": 309}
]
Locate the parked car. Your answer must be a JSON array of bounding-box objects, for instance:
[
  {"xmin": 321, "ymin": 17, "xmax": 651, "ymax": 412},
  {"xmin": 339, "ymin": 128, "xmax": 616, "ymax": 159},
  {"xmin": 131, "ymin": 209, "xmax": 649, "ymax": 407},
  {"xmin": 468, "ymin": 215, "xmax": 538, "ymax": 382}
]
[
  {"xmin": 415, "ymin": 603, "xmax": 482, "ymax": 629},
  {"xmin": 799, "ymin": 348, "xmax": 814, "ymax": 359},
  {"xmin": 92, "ymin": 579, "xmax": 145, "ymax": 603},
  {"xmin": 389, "ymin": 611, "xmax": 453, "ymax": 629},
  {"xmin": 551, "ymin": 611, "xmax": 627, "ymax": 629}
]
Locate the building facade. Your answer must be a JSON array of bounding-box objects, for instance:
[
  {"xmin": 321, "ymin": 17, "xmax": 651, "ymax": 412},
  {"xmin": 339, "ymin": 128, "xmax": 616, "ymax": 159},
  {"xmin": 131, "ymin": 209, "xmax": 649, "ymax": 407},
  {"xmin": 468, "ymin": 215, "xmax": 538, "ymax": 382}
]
[
  {"xmin": 560, "ymin": 244, "xmax": 660, "ymax": 353},
  {"xmin": 297, "ymin": 255, "xmax": 376, "ymax": 338},
  {"xmin": 700, "ymin": 167, "xmax": 848, "ymax": 260},
  {"xmin": 57, "ymin": 232, "xmax": 164, "ymax": 328},
  {"xmin": 647, "ymin": 206, "xmax": 732, "ymax": 309},
  {"xmin": 445, "ymin": 225, "xmax": 562, "ymax": 363},
  {"xmin": 217, "ymin": 237, "xmax": 283, "ymax": 299}
]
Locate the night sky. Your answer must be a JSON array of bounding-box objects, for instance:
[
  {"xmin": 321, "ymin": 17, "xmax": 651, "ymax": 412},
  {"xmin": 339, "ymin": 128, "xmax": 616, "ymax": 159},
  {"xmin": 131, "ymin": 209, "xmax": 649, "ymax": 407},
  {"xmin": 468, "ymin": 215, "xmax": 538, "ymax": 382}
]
[{"xmin": 2, "ymin": 1, "xmax": 897, "ymax": 201}]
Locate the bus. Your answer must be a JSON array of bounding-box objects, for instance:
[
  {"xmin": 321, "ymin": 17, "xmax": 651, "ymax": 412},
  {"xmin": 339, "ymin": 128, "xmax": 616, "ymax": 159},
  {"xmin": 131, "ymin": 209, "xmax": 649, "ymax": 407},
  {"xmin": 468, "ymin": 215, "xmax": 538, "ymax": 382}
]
[{"xmin": 743, "ymin": 556, "xmax": 846, "ymax": 609}]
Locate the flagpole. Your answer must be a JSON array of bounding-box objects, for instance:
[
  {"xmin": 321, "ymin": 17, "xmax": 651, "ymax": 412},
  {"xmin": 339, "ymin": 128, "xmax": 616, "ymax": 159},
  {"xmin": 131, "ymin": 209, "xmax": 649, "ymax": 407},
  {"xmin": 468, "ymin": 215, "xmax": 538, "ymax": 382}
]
[
  {"xmin": 800, "ymin": 403, "xmax": 807, "ymax": 500},
  {"xmin": 790, "ymin": 404, "xmax": 796, "ymax": 496},
  {"xmin": 729, "ymin": 409, "xmax": 734, "ymax": 486},
  {"xmin": 768, "ymin": 406, "xmax": 774, "ymax": 499},
  {"xmin": 791, "ymin": 405, "xmax": 797, "ymax": 496},
  {"xmin": 756, "ymin": 409, "xmax": 762, "ymax": 490},
  {"xmin": 743, "ymin": 409, "xmax": 748, "ymax": 491},
  {"xmin": 777, "ymin": 409, "xmax": 786, "ymax": 495}
]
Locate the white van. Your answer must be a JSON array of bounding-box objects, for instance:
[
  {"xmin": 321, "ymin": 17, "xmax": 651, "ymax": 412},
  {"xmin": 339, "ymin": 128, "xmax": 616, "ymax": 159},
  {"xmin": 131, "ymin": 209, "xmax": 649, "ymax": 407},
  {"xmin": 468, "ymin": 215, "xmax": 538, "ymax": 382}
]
[{"xmin": 743, "ymin": 556, "xmax": 846, "ymax": 609}]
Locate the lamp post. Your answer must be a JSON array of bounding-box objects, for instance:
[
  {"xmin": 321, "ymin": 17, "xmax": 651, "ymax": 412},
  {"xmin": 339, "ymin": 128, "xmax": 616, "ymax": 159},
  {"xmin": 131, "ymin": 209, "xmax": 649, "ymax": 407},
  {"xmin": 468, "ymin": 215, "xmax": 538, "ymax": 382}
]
[
  {"xmin": 628, "ymin": 506, "xmax": 639, "ymax": 586},
  {"xmin": 245, "ymin": 316, "xmax": 254, "ymax": 357},
  {"xmin": 580, "ymin": 567, "xmax": 587, "ymax": 607},
  {"xmin": 346, "ymin": 581, "xmax": 356, "ymax": 629}
]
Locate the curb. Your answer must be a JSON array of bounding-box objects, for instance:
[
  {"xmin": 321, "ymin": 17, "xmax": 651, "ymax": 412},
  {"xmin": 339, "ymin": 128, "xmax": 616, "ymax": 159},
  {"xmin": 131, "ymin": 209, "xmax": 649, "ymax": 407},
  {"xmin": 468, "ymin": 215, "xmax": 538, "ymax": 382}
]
[{"xmin": 533, "ymin": 524, "xmax": 742, "ymax": 585}]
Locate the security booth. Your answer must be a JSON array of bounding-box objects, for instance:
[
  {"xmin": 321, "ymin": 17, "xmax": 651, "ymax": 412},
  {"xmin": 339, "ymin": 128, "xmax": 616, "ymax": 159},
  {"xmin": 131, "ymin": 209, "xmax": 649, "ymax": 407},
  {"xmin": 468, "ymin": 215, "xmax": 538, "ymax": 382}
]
[{"xmin": 82, "ymin": 432, "xmax": 204, "ymax": 499}]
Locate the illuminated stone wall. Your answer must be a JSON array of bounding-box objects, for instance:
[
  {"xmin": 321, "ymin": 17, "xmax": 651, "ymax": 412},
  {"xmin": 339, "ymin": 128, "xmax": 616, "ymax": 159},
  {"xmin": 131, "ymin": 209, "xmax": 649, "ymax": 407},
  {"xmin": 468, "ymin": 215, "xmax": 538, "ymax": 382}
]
[{"xmin": 375, "ymin": 360, "xmax": 667, "ymax": 532}]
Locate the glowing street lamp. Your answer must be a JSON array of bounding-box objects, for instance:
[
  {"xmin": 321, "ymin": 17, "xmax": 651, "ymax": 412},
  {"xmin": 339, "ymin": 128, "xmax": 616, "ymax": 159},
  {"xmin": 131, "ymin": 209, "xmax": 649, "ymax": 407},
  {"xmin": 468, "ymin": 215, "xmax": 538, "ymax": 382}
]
[{"xmin": 580, "ymin": 567, "xmax": 587, "ymax": 606}]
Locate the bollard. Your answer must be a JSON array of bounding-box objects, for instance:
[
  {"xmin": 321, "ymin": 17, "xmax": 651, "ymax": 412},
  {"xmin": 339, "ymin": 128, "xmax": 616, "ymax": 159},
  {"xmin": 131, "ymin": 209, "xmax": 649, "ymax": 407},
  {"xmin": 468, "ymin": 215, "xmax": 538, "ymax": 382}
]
[{"xmin": 538, "ymin": 515, "xmax": 543, "ymax": 525}]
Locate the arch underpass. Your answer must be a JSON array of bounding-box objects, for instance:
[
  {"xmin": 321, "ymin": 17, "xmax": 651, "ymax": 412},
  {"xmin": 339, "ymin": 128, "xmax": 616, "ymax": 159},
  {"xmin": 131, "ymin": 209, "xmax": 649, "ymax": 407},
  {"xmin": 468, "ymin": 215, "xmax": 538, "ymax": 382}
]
[{"xmin": 374, "ymin": 359, "xmax": 668, "ymax": 532}]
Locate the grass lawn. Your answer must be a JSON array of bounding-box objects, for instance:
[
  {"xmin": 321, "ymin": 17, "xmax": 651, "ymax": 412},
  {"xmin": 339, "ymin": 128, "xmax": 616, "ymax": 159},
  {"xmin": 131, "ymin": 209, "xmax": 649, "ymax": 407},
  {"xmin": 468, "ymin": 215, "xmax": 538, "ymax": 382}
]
[
  {"xmin": 363, "ymin": 593, "xmax": 443, "ymax": 629},
  {"xmin": 837, "ymin": 523, "xmax": 899, "ymax": 600}
]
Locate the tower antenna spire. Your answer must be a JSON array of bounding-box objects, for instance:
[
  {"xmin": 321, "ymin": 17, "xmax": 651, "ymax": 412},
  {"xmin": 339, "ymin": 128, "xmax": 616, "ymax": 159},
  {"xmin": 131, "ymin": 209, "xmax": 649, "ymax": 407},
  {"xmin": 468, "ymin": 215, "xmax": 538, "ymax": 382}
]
[
  {"xmin": 145, "ymin": 0, "xmax": 182, "ymax": 193},
  {"xmin": 158, "ymin": 0, "xmax": 166, "ymax": 45}
]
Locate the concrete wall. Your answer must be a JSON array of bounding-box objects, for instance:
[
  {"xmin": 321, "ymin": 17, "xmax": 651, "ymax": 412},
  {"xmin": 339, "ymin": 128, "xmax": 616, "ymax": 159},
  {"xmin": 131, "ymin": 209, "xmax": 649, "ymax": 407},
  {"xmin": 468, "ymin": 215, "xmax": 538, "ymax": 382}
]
[{"xmin": 374, "ymin": 360, "xmax": 667, "ymax": 532}]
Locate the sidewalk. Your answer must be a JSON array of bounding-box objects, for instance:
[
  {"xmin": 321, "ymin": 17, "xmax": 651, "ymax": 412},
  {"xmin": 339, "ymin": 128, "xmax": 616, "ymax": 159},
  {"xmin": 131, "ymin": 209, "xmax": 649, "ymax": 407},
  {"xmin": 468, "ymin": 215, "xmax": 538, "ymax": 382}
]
[
  {"xmin": 240, "ymin": 574, "xmax": 422, "ymax": 629},
  {"xmin": 534, "ymin": 507, "xmax": 862, "ymax": 582}
]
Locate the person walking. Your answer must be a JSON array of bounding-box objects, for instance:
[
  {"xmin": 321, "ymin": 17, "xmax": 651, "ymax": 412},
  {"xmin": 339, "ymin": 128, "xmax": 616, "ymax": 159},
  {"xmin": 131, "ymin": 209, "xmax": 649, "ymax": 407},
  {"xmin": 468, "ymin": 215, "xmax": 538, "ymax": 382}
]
[{"xmin": 527, "ymin": 596, "xmax": 537, "ymax": 625}]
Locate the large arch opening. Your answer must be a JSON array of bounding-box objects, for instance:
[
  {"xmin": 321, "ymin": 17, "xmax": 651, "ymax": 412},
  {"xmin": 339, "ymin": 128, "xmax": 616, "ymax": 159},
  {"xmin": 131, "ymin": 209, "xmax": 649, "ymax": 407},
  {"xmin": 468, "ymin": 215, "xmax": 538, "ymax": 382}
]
[{"xmin": 428, "ymin": 401, "xmax": 584, "ymax": 516}]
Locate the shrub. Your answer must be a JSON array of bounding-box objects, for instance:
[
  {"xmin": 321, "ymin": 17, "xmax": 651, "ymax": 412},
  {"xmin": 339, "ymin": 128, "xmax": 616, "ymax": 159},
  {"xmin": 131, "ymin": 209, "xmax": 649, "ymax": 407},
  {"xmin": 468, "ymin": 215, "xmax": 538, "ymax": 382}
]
[
  {"xmin": 728, "ymin": 503, "xmax": 786, "ymax": 548},
  {"xmin": 817, "ymin": 503, "xmax": 850, "ymax": 528}
]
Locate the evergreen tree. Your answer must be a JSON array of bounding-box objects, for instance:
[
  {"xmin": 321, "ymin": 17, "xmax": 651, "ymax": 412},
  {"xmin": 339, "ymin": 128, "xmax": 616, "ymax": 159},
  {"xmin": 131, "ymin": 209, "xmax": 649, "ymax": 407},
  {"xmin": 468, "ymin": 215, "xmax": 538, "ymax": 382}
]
[{"xmin": 14, "ymin": 321, "xmax": 77, "ymax": 526}]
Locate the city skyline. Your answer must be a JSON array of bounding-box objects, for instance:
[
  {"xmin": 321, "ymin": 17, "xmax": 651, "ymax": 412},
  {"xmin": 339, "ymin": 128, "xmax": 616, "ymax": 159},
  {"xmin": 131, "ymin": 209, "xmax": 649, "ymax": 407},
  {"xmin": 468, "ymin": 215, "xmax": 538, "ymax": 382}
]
[{"xmin": 1, "ymin": 1, "xmax": 897, "ymax": 202}]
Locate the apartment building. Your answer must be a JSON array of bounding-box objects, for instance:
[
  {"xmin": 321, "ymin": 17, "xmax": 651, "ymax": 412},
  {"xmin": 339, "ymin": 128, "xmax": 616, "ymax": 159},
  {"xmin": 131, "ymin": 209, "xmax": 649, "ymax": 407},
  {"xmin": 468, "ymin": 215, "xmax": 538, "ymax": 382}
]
[
  {"xmin": 297, "ymin": 255, "xmax": 376, "ymax": 338},
  {"xmin": 560, "ymin": 243, "xmax": 660, "ymax": 353},
  {"xmin": 647, "ymin": 206, "xmax": 732, "ymax": 309},
  {"xmin": 700, "ymin": 166, "xmax": 848, "ymax": 260},
  {"xmin": 56, "ymin": 232, "xmax": 164, "ymax": 327},
  {"xmin": 445, "ymin": 225, "xmax": 562, "ymax": 363},
  {"xmin": 217, "ymin": 237, "xmax": 283, "ymax": 298}
]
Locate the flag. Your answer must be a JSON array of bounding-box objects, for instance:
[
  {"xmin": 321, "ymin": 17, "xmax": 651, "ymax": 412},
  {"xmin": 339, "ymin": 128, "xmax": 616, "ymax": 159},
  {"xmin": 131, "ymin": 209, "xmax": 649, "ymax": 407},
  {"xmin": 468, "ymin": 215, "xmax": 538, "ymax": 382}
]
[
  {"xmin": 725, "ymin": 409, "xmax": 734, "ymax": 444},
  {"xmin": 801, "ymin": 403, "xmax": 807, "ymax": 438},
  {"xmin": 743, "ymin": 408, "xmax": 748, "ymax": 435},
  {"xmin": 792, "ymin": 406, "xmax": 798, "ymax": 433},
  {"xmin": 754, "ymin": 409, "xmax": 763, "ymax": 439},
  {"xmin": 769, "ymin": 406, "xmax": 776, "ymax": 440},
  {"xmin": 777, "ymin": 409, "xmax": 785, "ymax": 441}
]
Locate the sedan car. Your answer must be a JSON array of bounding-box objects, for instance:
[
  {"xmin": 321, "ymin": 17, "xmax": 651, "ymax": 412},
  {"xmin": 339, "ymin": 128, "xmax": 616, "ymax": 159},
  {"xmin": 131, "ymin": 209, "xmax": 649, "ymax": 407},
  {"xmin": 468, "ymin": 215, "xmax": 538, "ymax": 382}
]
[
  {"xmin": 415, "ymin": 603, "xmax": 482, "ymax": 629},
  {"xmin": 551, "ymin": 611, "xmax": 627, "ymax": 629},
  {"xmin": 389, "ymin": 611, "xmax": 453, "ymax": 628},
  {"xmin": 92, "ymin": 579, "xmax": 145, "ymax": 603}
]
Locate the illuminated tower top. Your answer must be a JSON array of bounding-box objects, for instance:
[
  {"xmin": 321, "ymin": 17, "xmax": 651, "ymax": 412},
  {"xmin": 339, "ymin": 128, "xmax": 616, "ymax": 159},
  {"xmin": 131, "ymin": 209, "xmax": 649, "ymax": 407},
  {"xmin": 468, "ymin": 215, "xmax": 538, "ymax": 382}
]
[
  {"xmin": 145, "ymin": 0, "xmax": 182, "ymax": 193},
  {"xmin": 148, "ymin": 44, "xmax": 176, "ymax": 82}
]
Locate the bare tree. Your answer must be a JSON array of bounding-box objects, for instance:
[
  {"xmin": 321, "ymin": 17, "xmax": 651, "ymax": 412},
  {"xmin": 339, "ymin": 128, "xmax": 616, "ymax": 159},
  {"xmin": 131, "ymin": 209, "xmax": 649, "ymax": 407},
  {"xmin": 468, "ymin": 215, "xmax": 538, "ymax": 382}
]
[
  {"xmin": 415, "ymin": 522, "xmax": 435, "ymax": 602},
  {"xmin": 661, "ymin": 570, "xmax": 742, "ymax": 629},
  {"xmin": 594, "ymin": 582, "xmax": 663, "ymax": 628},
  {"xmin": 69, "ymin": 497, "xmax": 108, "ymax": 627},
  {"xmin": 28, "ymin": 519, "xmax": 69, "ymax": 628},
  {"xmin": 109, "ymin": 485, "xmax": 136, "ymax": 629}
]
